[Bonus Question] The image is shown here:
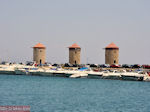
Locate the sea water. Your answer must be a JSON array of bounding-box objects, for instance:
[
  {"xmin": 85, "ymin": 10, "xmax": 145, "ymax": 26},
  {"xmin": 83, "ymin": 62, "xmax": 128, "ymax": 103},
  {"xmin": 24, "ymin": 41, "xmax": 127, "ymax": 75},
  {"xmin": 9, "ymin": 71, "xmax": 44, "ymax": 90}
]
[{"xmin": 0, "ymin": 75, "xmax": 150, "ymax": 112}]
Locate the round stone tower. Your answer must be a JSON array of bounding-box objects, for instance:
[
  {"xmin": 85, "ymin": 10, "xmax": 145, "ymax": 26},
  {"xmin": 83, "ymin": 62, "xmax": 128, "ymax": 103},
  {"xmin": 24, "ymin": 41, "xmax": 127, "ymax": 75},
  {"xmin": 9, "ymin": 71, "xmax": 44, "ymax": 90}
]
[
  {"xmin": 33, "ymin": 43, "xmax": 46, "ymax": 65},
  {"xmin": 105, "ymin": 42, "xmax": 119, "ymax": 65},
  {"xmin": 68, "ymin": 43, "xmax": 81, "ymax": 65}
]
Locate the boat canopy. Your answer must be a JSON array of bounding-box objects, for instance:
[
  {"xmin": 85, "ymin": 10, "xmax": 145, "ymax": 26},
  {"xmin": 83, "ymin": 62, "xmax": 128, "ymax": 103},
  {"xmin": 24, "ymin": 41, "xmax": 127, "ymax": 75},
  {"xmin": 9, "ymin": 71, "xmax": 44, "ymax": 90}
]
[{"xmin": 79, "ymin": 67, "xmax": 89, "ymax": 71}]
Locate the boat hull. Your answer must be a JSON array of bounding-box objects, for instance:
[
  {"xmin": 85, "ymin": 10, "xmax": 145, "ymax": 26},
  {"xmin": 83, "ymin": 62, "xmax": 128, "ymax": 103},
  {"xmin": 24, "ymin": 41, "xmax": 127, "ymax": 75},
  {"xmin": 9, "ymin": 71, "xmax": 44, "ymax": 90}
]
[
  {"xmin": 0, "ymin": 71, "xmax": 15, "ymax": 75},
  {"xmin": 121, "ymin": 76, "xmax": 144, "ymax": 81},
  {"xmin": 88, "ymin": 74, "xmax": 102, "ymax": 79},
  {"xmin": 102, "ymin": 76, "xmax": 121, "ymax": 80},
  {"xmin": 15, "ymin": 70, "xmax": 28, "ymax": 75}
]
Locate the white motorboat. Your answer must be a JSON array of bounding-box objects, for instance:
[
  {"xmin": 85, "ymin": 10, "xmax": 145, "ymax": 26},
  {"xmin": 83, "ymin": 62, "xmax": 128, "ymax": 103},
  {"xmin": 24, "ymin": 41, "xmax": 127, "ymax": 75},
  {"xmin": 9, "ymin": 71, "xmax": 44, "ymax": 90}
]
[
  {"xmin": 40, "ymin": 69, "xmax": 54, "ymax": 76},
  {"xmin": 102, "ymin": 70, "xmax": 122, "ymax": 80},
  {"xmin": 121, "ymin": 71, "xmax": 145, "ymax": 81},
  {"xmin": 0, "ymin": 65, "xmax": 15, "ymax": 75},
  {"xmin": 52, "ymin": 70, "xmax": 67, "ymax": 77},
  {"xmin": 143, "ymin": 73, "xmax": 150, "ymax": 81},
  {"xmin": 15, "ymin": 68, "xmax": 29, "ymax": 75},
  {"xmin": 28, "ymin": 68, "xmax": 44, "ymax": 76},
  {"xmin": 65, "ymin": 70, "xmax": 81, "ymax": 77},
  {"xmin": 87, "ymin": 71, "xmax": 103, "ymax": 79},
  {"xmin": 41, "ymin": 68, "xmax": 72, "ymax": 77},
  {"xmin": 14, "ymin": 65, "xmax": 37, "ymax": 75},
  {"xmin": 70, "ymin": 72, "xmax": 88, "ymax": 78}
]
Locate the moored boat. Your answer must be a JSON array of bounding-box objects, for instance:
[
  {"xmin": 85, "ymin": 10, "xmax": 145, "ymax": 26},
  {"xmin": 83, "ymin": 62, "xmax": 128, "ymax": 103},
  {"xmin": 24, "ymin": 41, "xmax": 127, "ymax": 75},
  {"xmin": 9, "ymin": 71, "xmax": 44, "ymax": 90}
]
[
  {"xmin": 28, "ymin": 68, "xmax": 44, "ymax": 76},
  {"xmin": 70, "ymin": 73, "xmax": 88, "ymax": 78},
  {"xmin": 15, "ymin": 68, "xmax": 29, "ymax": 75},
  {"xmin": 121, "ymin": 71, "xmax": 145, "ymax": 81},
  {"xmin": 102, "ymin": 70, "xmax": 122, "ymax": 80},
  {"xmin": 87, "ymin": 71, "xmax": 103, "ymax": 79},
  {"xmin": 0, "ymin": 66, "xmax": 15, "ymax": 75}
]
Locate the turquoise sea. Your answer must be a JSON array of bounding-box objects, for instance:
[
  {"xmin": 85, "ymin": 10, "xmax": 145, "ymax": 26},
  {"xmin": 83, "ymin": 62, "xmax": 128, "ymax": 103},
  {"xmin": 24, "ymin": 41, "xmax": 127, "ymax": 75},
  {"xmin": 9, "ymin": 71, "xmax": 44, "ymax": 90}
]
[{"xmin": 0, "ymin": 75, "xmax": 150, "ymax": 112}]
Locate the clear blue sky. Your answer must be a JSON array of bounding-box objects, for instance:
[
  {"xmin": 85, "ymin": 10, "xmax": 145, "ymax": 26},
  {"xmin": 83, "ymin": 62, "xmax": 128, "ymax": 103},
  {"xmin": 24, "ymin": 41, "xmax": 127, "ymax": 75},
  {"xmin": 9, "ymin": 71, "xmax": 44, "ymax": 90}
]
[{"xmin": 0, "ymin": 0, "xmax": 150, "ymax": 64}]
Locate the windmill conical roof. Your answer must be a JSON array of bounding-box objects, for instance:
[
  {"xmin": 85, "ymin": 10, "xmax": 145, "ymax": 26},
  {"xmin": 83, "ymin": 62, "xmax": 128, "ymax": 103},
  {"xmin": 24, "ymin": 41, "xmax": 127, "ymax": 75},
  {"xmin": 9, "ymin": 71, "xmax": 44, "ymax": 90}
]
[
  {"xmin": 105, "ymin": 42, "xmax": 119, "ymax": 49},
  {"xmin": 68, "ymin": 43, "xmax": 81, "ymax": 48},
  {"xmin": 33, "ymin": 43, "xmax": 46, "ymax": 48}
]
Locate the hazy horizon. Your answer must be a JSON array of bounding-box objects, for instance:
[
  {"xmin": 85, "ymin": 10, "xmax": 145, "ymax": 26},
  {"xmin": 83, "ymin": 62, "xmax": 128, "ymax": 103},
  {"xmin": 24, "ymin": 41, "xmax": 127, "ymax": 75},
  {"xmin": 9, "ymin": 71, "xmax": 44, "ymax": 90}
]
[{"xmin": 0, "ymin": 0, "xmax": 150, "ymax": 64}]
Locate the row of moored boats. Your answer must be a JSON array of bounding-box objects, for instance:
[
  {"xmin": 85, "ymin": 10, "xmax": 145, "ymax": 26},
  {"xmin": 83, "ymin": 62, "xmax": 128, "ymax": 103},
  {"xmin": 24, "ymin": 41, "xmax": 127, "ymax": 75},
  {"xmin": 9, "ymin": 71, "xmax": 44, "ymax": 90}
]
[{"xmin": 0, "ymin": 65, "xmax": 150, "ymax": 81}]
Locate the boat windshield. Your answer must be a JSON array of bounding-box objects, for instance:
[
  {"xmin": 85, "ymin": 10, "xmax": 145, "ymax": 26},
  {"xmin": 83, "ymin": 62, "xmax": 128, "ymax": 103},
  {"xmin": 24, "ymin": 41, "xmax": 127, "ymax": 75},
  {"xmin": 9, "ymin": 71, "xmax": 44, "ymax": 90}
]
[
  {"xmin": 138, "ymin": 72, "xmax": 144, "ymax": 74},
  {"xmin": 114, "ymin": 71, "xmax": 121, "ymax": 73}
]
